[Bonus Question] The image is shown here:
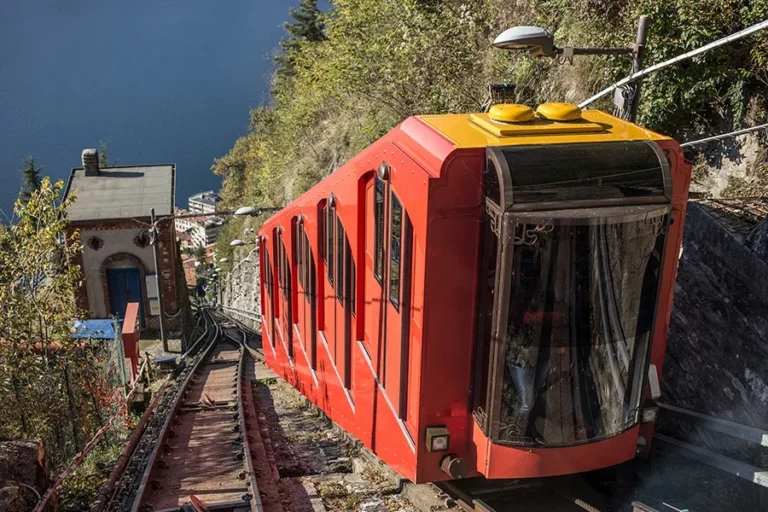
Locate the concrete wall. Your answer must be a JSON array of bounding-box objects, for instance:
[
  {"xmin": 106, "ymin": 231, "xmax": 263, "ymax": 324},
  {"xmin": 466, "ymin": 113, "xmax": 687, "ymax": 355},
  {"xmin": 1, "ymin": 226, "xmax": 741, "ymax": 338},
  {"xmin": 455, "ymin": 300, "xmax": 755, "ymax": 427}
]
[
  {"xmin": 81, "ymin": 227, "xmax": 156, "ymax": 318},
  {"xmin": 73, "ymin": 218, "xmax": 181, "ymax": 330}
]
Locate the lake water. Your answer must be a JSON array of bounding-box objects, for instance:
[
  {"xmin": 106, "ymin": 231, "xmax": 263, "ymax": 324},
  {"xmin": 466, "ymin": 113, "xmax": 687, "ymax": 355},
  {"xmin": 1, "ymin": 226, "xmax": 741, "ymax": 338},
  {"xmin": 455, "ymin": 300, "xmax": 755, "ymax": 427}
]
[{"xmin": 0, "ymin": 0, "xmax": 321, "ymax": 218}]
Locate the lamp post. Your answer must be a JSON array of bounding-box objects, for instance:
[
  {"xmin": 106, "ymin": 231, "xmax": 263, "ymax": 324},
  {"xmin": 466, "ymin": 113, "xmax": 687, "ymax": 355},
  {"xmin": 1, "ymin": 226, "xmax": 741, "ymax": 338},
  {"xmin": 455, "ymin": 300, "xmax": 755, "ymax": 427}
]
[
  {"xmin": 147, "ymin": 205, "xmax": 278, "ymax": 352},
  {"xmin": 492, "ymin": 16, "xmax": 650, "ymax": 122},
  {"xmin": 149, "ymin": 208, "xmax": 166, "ymax": 350}
]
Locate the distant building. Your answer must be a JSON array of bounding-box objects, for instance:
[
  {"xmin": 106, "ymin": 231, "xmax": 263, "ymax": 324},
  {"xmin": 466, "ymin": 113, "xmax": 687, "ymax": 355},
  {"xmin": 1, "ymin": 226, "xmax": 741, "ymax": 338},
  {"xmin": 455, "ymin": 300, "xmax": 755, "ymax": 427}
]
[
  {"xmin": 204, "ymin": 243, "xmax": 216, "ymax": 265},
  {"xmin": 188, "ymin": 190, "xmax": 220, "ymax": 215},
  {"xmin": 176, "ymin": 228, "xmax": 194, "ymax": 249},
  {"xmin": 64, "ymin": 149, "xmax": 184, "ymax": 330},
  {"xmin": 181, "ymin": 254, "xmax": 198, "ymax": 287},
  {"xmin": 174, "ymin": 207, "xmax": 223, "ymax": 248}
]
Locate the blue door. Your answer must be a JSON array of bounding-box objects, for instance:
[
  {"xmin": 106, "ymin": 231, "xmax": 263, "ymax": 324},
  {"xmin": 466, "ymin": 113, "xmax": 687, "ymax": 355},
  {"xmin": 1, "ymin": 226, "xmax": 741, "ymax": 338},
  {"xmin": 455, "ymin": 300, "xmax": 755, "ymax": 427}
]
[{"xmin": 106, "ymin": 268, "xmax": 145, "ymax": 326}]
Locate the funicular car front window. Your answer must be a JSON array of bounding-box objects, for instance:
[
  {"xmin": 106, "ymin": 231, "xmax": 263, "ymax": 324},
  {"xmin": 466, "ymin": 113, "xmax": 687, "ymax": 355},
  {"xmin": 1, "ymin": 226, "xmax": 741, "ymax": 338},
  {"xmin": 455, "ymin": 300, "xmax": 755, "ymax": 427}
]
[{"xmin": 497, "ymin": 208, "xmax": 668, "ymax": 447}]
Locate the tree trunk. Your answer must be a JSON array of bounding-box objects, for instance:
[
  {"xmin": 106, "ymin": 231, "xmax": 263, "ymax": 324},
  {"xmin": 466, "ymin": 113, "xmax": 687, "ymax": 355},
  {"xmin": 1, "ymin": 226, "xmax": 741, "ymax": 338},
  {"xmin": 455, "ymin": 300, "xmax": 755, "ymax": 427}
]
[
  {"xmin": 63, "ymin": 365, "xmax": 82, "ymax": 451},
  {"xmin": 11, "ymin": 378, "xmax": 28, "ymax": 435}
]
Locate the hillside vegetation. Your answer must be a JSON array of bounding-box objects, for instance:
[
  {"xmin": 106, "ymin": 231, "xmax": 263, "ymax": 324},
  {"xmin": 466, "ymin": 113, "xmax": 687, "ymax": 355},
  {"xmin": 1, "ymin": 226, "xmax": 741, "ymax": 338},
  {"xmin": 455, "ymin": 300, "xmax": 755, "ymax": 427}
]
[{"xmin": 214, "ymin": 0, "xmax": 768, "ymax": 260}]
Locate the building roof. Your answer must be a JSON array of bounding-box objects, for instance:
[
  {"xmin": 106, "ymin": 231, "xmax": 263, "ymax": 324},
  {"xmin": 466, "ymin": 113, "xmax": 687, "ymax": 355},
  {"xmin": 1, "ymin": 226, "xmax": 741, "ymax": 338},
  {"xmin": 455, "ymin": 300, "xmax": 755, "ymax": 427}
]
[
  {"xmin": 71, "ymin": 319, "xmax": 117, "ymax": 340},
  {"xmin": 189, "ymin": 190, "xmax": 220, "ymax": 206},
  {"xmin": 65, "ymin": 165, "xmax": 175, "ymax": 222}
]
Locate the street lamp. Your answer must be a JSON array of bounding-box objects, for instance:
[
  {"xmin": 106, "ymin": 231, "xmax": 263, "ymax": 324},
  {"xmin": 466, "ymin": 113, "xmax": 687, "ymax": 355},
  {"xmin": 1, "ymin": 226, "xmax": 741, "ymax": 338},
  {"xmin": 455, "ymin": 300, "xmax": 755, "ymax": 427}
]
[
  {"xmin": 219, "ymin": 257, "xmax": 229, "ymax": 263},
  {"xmin": 493, "ymin": 26, "xmax": 556, "ymax": 57},
  {"xmin": 493, "ymin": 26, "xmax": 634, "ymax": 57},
  {"xmin": 492, "ymin": 16, "xmax": 649, "ymax": 122},
  {"xmin": 234, "ymin": 206, "xmax": 257, "ymax": 216},
  {"xmin": 230, "ymin": 239, "xmax": 246, "ymax": 247}
]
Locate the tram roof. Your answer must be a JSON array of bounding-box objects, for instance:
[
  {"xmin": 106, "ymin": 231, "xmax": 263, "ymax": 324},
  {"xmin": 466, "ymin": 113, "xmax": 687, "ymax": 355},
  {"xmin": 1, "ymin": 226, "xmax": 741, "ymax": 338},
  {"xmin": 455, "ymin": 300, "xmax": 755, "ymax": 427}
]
[{"xmin": 416, "ymin": 109, "xmax": 670, "ymax": 150}]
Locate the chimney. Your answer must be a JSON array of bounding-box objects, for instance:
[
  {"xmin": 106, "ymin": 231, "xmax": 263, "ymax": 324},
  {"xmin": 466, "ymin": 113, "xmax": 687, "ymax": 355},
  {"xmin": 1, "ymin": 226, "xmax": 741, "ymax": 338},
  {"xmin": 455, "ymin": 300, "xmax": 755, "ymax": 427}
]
[{"xmin": 82, "ymin": 148, "xmax": 100, "ymax": 176}]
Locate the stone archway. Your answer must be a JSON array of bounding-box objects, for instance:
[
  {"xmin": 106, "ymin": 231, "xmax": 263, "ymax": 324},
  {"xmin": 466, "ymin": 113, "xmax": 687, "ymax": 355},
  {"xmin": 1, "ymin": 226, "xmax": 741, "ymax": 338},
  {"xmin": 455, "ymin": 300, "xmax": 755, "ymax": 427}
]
[{"xmin": 100, "ymin": 252, "xmax": 149, "ymax": 323}]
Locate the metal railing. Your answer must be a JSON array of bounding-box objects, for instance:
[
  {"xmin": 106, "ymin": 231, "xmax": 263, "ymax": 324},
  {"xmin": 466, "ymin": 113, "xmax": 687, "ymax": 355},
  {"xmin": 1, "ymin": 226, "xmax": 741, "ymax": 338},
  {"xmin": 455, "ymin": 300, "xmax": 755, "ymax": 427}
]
[
  {"xmin": 219, "ymin": 305, "xmax": 262, "ymax": 324},
  {"xmin": 655, "ymin": 402, "xmax": 768, "ymax": 488}
]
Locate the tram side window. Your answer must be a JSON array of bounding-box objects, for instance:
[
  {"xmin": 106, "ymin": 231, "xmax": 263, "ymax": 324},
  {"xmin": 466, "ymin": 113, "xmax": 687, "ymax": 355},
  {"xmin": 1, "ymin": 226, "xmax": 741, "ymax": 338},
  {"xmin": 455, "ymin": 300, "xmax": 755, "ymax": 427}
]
[
  {"xmin": 282, "ymin": 242, "xmax": 287, "ymax": 289},
  {"xmin": 301, "ymin": 227, "xmax": 309, "ymax": 290},
  {"xmin": 296, "ymin": 222, "xmax": 304, "ymax": 289},
  {"xmin": 350, "ymin": 257, "xmax": 356, "ymax": 316},
  {"xmin": 374, "ymin": 179, "xmax": 385, "ymax": 283},
  {"xmin": 272, "ymin": 235, "xmax": 280, "ymax": 317},
  {"xmin": 337, "ymin": 217, "xmax": 345, "ymax": 302},
  {"xmin": 264, "ymin": 248, "xmax": 273, "ymax": 298},
  {"xmin": 389, "ymin": 194, "xmax": 402, "ymax": 309},
  {"xmin": 303, "ymin": 230, "xmax": 313, "ymax": 301},
  {"xmin": 308, "ymin": 245, "xmax": 318, "ymax": 369},
  {"xmin": 321, "ymin": 206, "xmax": 327, "ymax": 264},
  {"xmin": 278, "ymin": 238, "xmax": 284, "ymax": 292},
  {"xmin": 327, "ymin": 206, "xmax": 335, "ymax": 287}
]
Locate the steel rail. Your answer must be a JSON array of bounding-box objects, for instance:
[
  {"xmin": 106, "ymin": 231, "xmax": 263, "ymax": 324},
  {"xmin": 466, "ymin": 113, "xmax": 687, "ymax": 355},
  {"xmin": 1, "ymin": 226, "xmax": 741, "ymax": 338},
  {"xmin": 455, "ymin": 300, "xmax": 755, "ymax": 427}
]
[
  {"xmin": 91, "ymin": 380, "xmax": 170, "ymax": 512},
  {"xmin": 221, "ymin": 317, "xmax": 264, "ymax": 511},
  {"xmin": 437, "ymin": 479, "xmax": 606, "ymax": 512},
  {"xmin": 179, "ymin": 307, "xmax": 213, "ymax": 363},
  {"xmin": 123, "ymin": 309, "xmax": 221, "ymax": 512},
  {"xmin": 115, "ymin": 310, "xmax": 263, "ymax": 512},
  {"xmin": 104, "ymin": 310, "xmax": 213, "ymax": 511}
]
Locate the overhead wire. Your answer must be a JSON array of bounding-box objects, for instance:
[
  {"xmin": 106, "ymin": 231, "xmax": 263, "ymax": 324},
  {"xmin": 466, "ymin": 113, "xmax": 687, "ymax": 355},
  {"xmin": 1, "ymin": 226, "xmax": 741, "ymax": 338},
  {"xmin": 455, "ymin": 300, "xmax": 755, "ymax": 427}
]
[
  {"xmin": 681, "ymin": 122, "xmax": 768, "ymax": 148},
  {"xmin": 578, "ymin": 18, "xmax": 768, "ymax": 109}
]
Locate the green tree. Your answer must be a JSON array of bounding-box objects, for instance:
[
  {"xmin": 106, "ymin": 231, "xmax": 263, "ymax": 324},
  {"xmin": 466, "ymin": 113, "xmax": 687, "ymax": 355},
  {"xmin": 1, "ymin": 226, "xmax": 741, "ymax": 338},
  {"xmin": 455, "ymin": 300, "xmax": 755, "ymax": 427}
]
[
  {"xmin": 0, "ymin": 179, "xmax": 124, "ymax": 466},
  {"xmin": 275, "ymin": 0, "xmax": 326, "ymax": 79},
  {"xmin": 213, "ymin": 0, "xmax": 768, "ymax": 255},
  {"xmin": 192, "ymin": 243, "xmax": 207, "ymax": 261},
  {"xmin": 99, "ymin": 141, "xmax": 117, "ymax": 167},
  {"xmin": 19, "ymin": 156, "xmax": 42, "ymax": 203}
]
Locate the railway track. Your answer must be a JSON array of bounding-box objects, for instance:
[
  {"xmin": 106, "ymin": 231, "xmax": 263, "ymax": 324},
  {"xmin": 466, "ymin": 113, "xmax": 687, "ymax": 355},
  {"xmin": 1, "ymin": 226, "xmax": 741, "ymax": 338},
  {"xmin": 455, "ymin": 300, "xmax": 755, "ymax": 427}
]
[
  {"xmin": 436, "ymin": 475, "xmax": 608, "ymax": 512},
  {"xmin": 105, "ymin": 309, "xmax": 263, "ymax": 512}
]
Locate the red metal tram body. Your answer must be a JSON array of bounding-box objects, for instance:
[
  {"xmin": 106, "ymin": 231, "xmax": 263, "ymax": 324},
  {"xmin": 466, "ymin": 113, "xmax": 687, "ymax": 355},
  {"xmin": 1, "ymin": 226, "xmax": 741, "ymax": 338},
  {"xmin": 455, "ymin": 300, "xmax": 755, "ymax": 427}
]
[{"xmin": 257, "ymin": 103, "xmax": 691, "ymax": 483}]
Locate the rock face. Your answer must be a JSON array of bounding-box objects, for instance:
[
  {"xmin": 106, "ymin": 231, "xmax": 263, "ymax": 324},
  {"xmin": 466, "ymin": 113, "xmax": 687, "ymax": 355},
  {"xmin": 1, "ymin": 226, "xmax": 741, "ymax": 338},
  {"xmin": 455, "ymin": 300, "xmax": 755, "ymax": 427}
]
[
  {"xmin": 661, "ymin": 202, "xmax": 768, "ymax": 465},
  {"xmin": 0, "ymin": 440, "xmax": 51, "ymax": 511}
]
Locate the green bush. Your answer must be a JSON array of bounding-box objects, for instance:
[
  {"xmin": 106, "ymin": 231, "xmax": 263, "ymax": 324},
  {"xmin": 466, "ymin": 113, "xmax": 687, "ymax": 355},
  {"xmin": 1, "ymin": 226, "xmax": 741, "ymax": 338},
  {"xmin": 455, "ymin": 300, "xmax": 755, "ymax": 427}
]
[{"xmin": 212, "ymin": 0, "xmax": 768, "ymax": 254}]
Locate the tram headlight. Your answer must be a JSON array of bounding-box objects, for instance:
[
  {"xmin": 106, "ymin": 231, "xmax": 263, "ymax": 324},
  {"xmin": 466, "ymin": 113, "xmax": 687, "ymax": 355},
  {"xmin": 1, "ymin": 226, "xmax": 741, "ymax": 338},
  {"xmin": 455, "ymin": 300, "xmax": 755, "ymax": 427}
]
[{"xmin": 425, "ymin": 426, "xmax": 450, "ymax": 452}]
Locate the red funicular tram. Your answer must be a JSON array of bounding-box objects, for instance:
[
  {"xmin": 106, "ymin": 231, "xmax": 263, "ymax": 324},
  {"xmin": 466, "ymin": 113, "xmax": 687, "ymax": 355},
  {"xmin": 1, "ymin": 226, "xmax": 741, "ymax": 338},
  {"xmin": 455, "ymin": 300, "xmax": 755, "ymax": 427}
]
[{"xmin": 258, "ymin": 102, "xmax": 691, "ymax": 483}]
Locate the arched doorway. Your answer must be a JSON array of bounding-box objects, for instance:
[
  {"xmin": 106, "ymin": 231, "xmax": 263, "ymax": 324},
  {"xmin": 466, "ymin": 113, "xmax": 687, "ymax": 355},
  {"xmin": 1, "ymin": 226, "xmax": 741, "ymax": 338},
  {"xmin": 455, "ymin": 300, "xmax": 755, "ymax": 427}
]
[{"xmin": 101, "ymin": 252, "xmax": 147, "ymax": 327}]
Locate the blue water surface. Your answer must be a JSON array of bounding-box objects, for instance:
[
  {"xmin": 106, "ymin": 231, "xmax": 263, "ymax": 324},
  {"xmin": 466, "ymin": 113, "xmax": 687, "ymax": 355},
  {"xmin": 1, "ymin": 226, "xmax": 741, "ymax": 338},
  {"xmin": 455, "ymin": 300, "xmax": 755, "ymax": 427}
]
[{"xmin": 0, "ymin": 0, "xmax": 323, "ymax": 218}]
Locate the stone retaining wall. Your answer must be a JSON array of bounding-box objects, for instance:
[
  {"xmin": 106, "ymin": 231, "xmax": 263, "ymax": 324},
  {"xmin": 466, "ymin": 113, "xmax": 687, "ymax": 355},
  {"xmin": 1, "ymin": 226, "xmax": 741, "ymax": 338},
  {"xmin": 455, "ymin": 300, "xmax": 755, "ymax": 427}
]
[{"xmin": 660, "ymin": 202, "xmax": 768, "ymax": 466}]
